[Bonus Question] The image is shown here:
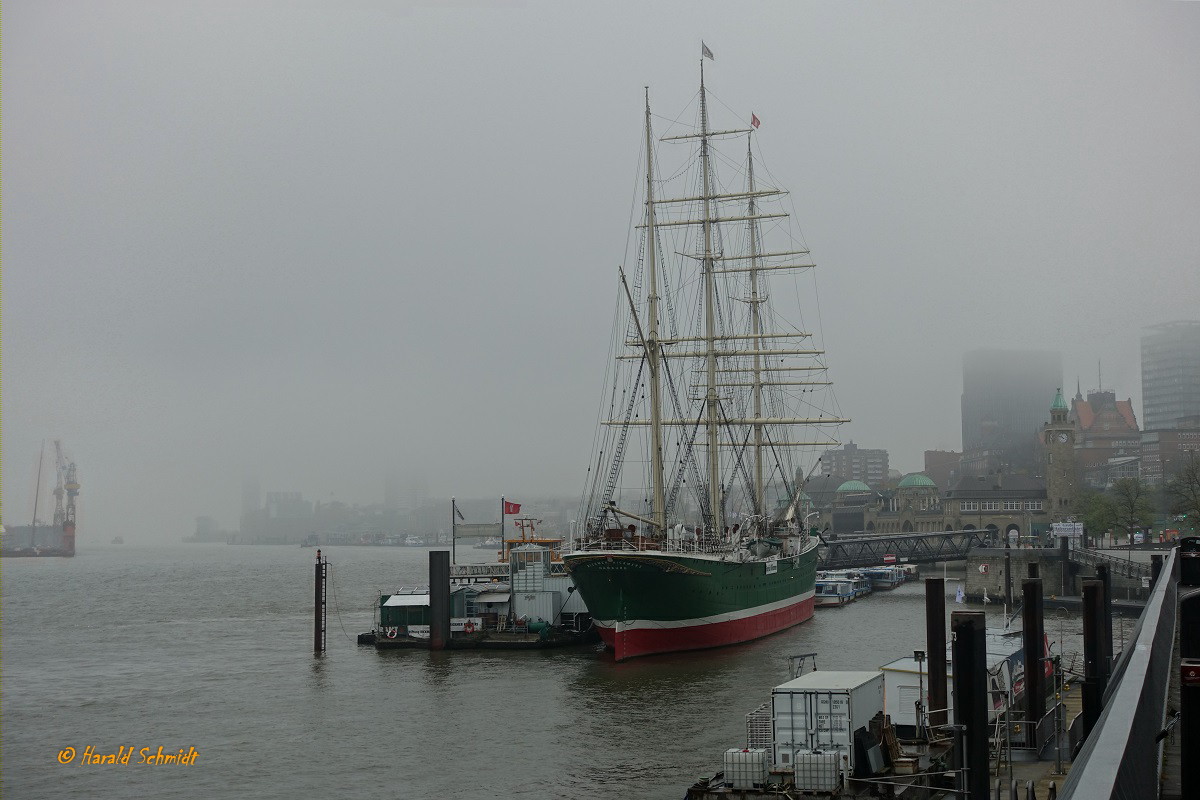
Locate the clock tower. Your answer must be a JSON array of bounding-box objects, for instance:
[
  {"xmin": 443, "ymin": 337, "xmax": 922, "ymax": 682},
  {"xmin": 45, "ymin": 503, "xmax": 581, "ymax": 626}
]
[{"xmin": 1043, "ymin": 388, "xmax": 1077, "ymax": 520}]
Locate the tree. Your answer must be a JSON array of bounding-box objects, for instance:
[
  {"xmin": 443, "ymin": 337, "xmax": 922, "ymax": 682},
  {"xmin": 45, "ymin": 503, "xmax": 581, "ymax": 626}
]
[
  {"xmin": 1109, "ymin": 478, "xmax": 1156, "ymax": 540},
  {"xmin": 1165, "ymin": 450, "xmax": 1200, "ymax": 533},
  {"xmin": 1078, "ymin": 489, "xmax": 1116, "ymax": 543}
]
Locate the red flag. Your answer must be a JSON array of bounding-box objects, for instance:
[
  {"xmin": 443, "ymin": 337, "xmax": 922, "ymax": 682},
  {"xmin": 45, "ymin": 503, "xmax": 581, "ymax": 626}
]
[
  {"xmin": 751, "ymin": 113, "xmax": 760, "ymax": 129},
  {"xmin": 503, "ymin": 501, "xmax": 522, "ymax": 515}
]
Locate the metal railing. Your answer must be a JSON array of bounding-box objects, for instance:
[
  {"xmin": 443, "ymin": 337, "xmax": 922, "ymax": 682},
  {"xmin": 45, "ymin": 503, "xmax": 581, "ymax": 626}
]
[
  {"xmin": 1057, "ymin": 548, "xmax": 1178, "ymax": 799},
  {"xmin": 1069, "ymin": 547, "xmax": 1152, "ymax": 580},
  {"xmin": 572, "ymin": 534, "xmax": 813, "ymax": 557},
  {"xmin": 818, "ymin": 529, "xmax": 991, "ymax": 569},
  {"xmin": 448, "ymin": 562, "xmax": 568, "ymax": 580}
]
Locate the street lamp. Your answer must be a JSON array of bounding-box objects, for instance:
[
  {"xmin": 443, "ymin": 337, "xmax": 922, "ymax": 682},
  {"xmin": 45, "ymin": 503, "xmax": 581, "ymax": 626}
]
[{"xmin": 913, "ymin": 649, "xmax": 926, "ymax": 738}]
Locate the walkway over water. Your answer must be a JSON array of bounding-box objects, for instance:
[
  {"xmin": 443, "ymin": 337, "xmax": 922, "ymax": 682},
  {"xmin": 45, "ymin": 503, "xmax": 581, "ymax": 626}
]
[
  {"xmin": 818, "ymin": 529, "xmax": 989, "ymax": 569},
  {"xmin": 817, "ymin": 529, "xmax": 1155, "ymax": 583}
]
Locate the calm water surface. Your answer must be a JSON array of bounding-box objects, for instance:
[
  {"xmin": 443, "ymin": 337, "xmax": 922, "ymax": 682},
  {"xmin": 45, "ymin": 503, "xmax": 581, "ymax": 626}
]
[{"xmin": 2, "ymin": 545, "xmax": 1090, "ymax": 799}]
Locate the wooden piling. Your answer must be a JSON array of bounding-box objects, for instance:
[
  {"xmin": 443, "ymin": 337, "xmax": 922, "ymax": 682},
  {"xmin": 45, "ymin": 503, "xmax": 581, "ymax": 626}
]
[
  {"xmin": 429, "ymin": 550, "xmax": 451, "ymax": 650},
  {"xmin": 1022, "ymin": 578, "xmax": 1046, "ymax": 741},
  {"xmin": 951, "ymin": 611, "xmax": 989, "ymax": 800},
  {"xmin": 314, "ymin": 549, "xmax": 326, "ymax": 656},
  {"xmin": 925, "ymin": 577, "xmax": 948, "ymax": 729},
  {"xmin": 1081, "ymin": 579, "xmax": 1105, "ymax": 736},
  {"xmin": 1096, "ymin": 563, "xmax": 1113, "ymax": 677}
]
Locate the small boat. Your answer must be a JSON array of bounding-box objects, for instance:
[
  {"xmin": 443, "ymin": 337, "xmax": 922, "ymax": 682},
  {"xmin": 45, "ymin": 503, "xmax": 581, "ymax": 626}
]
[
  {"xmin": 860, "ymin": 565, "xmax": 906, "ymax": 590},
  {"xmin": 813, "ymin": 577, "xmax": 854, "ymax": 607},
  {"xmin": 111, "ymin": 536, "xmax": 125, "ymax": 545},
  {"xmin": 820, "ymin": 569, "xmax": 872, "ymax": 598}
]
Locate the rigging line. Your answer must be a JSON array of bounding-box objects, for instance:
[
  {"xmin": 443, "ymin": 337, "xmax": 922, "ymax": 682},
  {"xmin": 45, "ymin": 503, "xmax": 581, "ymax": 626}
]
[
  {"xmin": 722, "ymin": 405, "xmax": 757, "ymax": 515},
  {"xmin": 762, "ymin": 427, "xmax": 797, "ymax": 505},
  {"xmin": 750, "ymin": 138, "xmax": 844, "ymax": 421},
  {"xmin": 583, "ymin": 288, "xmax": 627, "ymax": 521},
  {"xmin": 662, "ymin": 358, "xmax": 709, "ymax": 521},
  {"xmin": 600, "ymin": 356, "xmax": 648, "ymax": 510},
  {"xmin": 650, "ymin": 89, "xmax": 704, "ymax": 139},
  {"xmin": 325, "ymin": 562, "xmax": 357, "ymax": 645}
]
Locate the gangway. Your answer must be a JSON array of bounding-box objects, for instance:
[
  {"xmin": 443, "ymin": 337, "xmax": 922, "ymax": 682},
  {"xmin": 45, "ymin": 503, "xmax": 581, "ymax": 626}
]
[
  {"xmin": 1069, "ymin": 547, "xmax": 1151, "ymax": 581},
  {"xmin": 817, "ymin": 529, "xmax": 990, "ymax": 570}
]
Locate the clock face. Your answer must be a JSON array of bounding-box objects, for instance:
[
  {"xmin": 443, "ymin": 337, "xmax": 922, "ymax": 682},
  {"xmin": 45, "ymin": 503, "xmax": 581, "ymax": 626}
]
[{"xmin": 1057, "ymin": 432, "xmax": 1069, "ymax": 443}]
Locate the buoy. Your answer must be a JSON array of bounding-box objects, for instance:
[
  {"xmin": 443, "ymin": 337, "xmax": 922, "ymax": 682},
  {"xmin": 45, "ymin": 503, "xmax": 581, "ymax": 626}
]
[{"xmin": 463, "ymin": 621, "xmax": 476, "ymax": 634}]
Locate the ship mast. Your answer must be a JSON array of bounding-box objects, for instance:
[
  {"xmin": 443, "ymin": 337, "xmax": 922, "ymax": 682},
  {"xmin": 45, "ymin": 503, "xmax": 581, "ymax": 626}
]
[
  {"xmin": 747, "ymin": 141, "xmax": 765, "ymax": 518},
  {"xmin": 643, "ymin": 89, "xmax": 666, "ymax": 535},
  {"xmin": 699, "ymin": 61, "xmax": 722, "ymax": 539}
]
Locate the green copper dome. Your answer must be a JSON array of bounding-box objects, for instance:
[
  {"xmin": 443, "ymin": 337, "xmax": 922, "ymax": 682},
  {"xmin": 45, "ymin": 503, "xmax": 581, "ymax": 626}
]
[
  {"xmin": 898, "ymin": 473, "xmax": 936, "ymax": 489},
  {"xmin": 836, "ymin": 480, "xmax": 871, "ymax": 492},
  {"xmin": 1051, "ymin": 388, "xmax": 1068, "ymax": 412}
]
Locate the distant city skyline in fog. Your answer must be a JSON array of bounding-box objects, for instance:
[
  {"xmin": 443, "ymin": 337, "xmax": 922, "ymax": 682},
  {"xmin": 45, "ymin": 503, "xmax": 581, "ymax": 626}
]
[{"xmin": 4, "ymin": 2, "xmax": 1198, "ymax": 541}]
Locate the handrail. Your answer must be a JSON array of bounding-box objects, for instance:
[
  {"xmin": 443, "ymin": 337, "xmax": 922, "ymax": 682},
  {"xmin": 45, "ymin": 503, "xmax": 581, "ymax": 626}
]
[
  {"xmin": 1058, "ymin": 548, "xmax": 1178, "ymax": 799},
  {"xmin": 1069, "ymin": 547, "xmax": 1151, "ymax": 579}
]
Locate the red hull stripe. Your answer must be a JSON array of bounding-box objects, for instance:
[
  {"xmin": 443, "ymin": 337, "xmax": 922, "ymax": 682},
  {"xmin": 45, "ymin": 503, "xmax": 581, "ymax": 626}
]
[{"xmin": 596, "ymin": 596, "xmax": 815, "ymax": 661}]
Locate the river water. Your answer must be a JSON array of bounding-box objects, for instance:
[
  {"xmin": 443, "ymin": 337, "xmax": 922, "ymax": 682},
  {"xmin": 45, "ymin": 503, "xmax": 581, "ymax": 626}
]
[{"xmin": 1, "ymin": 544, "xmax": 1092, "ymax": 799}]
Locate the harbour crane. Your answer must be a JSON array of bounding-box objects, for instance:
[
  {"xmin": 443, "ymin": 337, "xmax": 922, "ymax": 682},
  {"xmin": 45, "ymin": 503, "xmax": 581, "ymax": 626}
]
[{"xmin": 53, "ymin": 440, "xmax": 80, "ymax": 555}]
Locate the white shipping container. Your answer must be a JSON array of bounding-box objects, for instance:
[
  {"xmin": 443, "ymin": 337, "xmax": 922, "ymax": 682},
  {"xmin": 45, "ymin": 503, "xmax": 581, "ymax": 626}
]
[
  {"xmin": 880, "ymin": 632, "xmax": 1025, "ymax": 730},
  {"xmin": 513, "ymin": 590, "xmax": 561, "ymax": 626},
  {"xmin": 542, "ymin": 576, "xmax": 589, "ymax": 613},
  {"xmin": 723, "ymin": 748, "xmax": 768, "ymax": 790},
  {"xmin": 771, "ymin": 671, "xmax": 883, "ymax": 770}
]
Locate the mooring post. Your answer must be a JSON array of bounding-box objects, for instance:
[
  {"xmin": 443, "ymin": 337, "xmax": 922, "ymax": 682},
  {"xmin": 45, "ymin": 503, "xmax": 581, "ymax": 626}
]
[
  {"xmin": 1059, "ymin": 535, "xmax": 1070, "ymax": 599},
  {"xmin": 1005, "ymin": 549, "xmax": 1013, "ymax": 606},
  {"xmin": 313, "ymin": 549, "xmax": 326, "ymax": 656},
  {"xmin": 1096, "ymin": 563, "xmax": 1113, "ymax": 676},
  {"xmin": 429, "ymin": 550, "xmax": 451, "ymax": 651},
  {"xmin": 1081, "ymin": 579, "xmax": 1105, "ymax": 736},
  {"xmin": 951, "ymin": 610, "xmax": 988, "ymax": 800},
  {"xmin": 1022, "ymin": 578, "xmax": 1046, "ymax": 747},
  {"xmin": 925, "ymin": 577, "xmax": 948, "ymax": 730}
]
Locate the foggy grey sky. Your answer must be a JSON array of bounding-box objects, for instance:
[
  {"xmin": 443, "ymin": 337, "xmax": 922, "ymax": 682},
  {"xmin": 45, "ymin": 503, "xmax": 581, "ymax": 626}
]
[{"xmin": 4, "ymin": 1, "xmax": 1198, "ymax": 541}]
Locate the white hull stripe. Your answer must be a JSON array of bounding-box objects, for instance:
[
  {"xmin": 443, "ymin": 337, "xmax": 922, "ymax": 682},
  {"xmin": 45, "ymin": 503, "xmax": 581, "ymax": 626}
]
[
  {"xmin": 593, "ymin": 589, "xmax": 815, "ymax": 633},
  {"xmin": 565, "ymin": 541, "xmax": 818, "ymax": 567}
]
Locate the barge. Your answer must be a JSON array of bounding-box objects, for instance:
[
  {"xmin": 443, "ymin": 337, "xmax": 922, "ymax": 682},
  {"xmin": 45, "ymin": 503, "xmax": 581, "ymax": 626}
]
[{"xmin": 360, "ymin": 541, "xmax": 596, "ymax": 651}]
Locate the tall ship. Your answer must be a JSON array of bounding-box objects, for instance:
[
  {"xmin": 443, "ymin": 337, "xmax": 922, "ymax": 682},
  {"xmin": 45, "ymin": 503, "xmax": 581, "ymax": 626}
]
[
  {"xmin": 563, "ymin": 51, "xmax": 847, "ymax": 661},
  {"xmin": 1, "ymin": 440, "xmax": 80, "ymax": 558}
]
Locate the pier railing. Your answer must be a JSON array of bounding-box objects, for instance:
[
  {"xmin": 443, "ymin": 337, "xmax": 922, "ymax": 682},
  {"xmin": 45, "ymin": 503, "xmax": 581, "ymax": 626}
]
[
  {"xmin": 1057, "ymin": 548, "xmax": 1178, "ymax": 799},
  {"xmin": 449, "ymin": 563, "xmax": 568, "ymax": 581},
  {"xmin": 818, "ymin": 530, "xmax": 990, "ymax": 569},
  {"xmin": 1069, "ymin": 547, "xmax": 1152, "ymax": 581}
]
